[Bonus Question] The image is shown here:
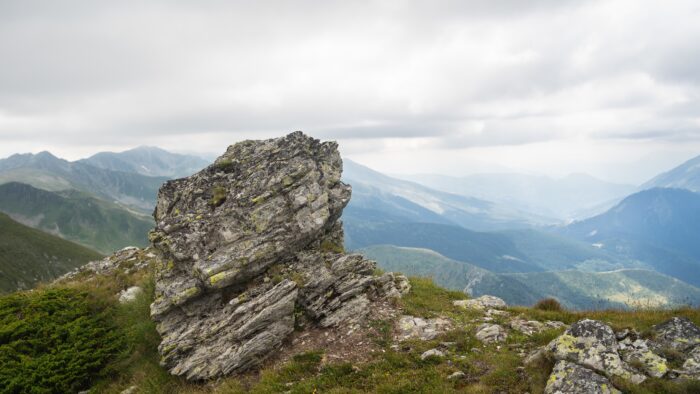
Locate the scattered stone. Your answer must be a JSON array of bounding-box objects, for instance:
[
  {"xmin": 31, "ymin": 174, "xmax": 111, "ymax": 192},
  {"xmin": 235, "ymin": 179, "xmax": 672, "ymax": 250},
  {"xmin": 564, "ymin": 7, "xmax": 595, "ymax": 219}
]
[
  {"xmin": 510, "ymin": 318, "xmax": 545, "ymax": 336},
  {"xmin": 376, "ymin": 272, "xmax": 411, "ymax": 299},
  {"xmin": 396, "ymin": 315, "xmax": 452, "ymax": 341},
  {"xmin": 675, "ymin": 346, "xmax": 700, "ymax": 379},
  {"xmin": 421, "ymin": 348, "xmax": 445, "ymax": 360},
  {"xmin": 148, "ymin": 132, "xmax": 403, "ymax": 380},
  {"xmin": 653, "ymin": 317, "xmax": 700, "ymax": 352},
  {"xmin": 475, "ymin": 323, "xmax": 507, "ymax": 343},
  {"xmin": 454, "ymin": 295, "xmax": 507, "ymax": 310},
  {"xmin": 546, "ymin": 319, "xmax": 646, "ymax": 384},
  {"xmin": 118, "ymin": 286, "xmax": 144, "ymax": 304},
  {"xmin": 615, "ymin": 328, "xmax": 637, "ymax": 341},
  {"xmin": 524, "ymin": 348, "xmax": 548, "ymax": 366},
  {"xmin": 448, "ymin": 371, "xmax": 465, "ymax": 380},
  {"xmin": 120, "ymin": 386, "xmax": 138, "ymax": 394},
  {"xmin": 544, "ymin": 321, "xmax": 568, "ymax": 330},
  {"xmin": 57, "ymin": 246, "xmax": 154, "ymax": 282},
  {"xmin": 545, "ymin": 360, "xmax": 621, "ymax": 394}
]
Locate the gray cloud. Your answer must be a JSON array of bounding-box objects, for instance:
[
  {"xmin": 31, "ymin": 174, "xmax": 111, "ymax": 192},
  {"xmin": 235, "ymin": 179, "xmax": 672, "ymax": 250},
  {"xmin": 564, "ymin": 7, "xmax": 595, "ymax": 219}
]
[{"xmin": 0, "ymin": 0, "xmax": 699, "ymax": 181}]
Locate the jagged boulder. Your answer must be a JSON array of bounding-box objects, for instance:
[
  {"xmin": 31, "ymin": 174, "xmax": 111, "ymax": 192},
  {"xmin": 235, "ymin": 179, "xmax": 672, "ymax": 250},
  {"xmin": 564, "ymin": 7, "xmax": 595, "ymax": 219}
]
[{"xmin": 148, "ymin": 132, "xmax": 403, "ymax": 380}]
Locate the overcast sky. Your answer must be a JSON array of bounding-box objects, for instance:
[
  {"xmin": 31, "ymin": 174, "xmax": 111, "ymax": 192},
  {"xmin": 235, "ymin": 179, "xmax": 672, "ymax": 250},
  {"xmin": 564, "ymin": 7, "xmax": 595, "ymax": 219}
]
[{"xmin": 1, "ymin": 0, "xmax": 699, "ymax": 183}]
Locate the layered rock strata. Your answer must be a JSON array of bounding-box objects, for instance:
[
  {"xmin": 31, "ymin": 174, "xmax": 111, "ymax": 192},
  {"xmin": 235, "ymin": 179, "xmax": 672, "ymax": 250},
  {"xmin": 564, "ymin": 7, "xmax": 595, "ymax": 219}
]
[{"xmin": 148, "ymin": 132, "xmax": 407, "ymax": 380}]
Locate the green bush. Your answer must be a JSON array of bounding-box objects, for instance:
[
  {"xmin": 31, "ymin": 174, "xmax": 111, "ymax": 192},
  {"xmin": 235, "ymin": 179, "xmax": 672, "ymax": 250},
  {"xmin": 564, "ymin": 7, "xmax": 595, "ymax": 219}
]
[
  {"xmin": 534, "ymin": 297, "xmax": 563, "ymax": 312},
  {"xmin": 0, "ymin": 288, "xmax": 122, "ymax": 393}
]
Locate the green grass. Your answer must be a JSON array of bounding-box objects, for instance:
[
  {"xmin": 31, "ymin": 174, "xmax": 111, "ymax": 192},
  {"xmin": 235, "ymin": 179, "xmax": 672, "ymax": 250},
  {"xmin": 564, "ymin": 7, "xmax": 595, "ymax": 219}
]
[
  {"xmin": 4, "ymin": 263, "xmax": 700, "ymax": 394},
  {"xmin": 398, "ymin": 276, "xmax": 468, "ymax": 318},
  {"xmin": 0, "ymin": 212, "xmax": 103, "ymax": 293}
]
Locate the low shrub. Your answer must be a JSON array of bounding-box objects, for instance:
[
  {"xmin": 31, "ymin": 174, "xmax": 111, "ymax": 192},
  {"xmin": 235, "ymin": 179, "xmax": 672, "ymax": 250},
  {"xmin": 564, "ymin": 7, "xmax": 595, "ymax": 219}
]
[
  {"xmin": 534, "ymin": 298, "xmax": 563, "ymax": 312},
  {"xmin": 0, "ymin": 288, "xmax": 123, "ymax": 393}
]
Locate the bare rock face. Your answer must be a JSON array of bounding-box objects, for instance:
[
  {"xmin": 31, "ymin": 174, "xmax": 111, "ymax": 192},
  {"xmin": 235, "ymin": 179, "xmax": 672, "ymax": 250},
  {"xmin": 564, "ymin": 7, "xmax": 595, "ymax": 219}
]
[{"xmin": 149, "ymin": 132, "xmax": 401, "ymax": 380}]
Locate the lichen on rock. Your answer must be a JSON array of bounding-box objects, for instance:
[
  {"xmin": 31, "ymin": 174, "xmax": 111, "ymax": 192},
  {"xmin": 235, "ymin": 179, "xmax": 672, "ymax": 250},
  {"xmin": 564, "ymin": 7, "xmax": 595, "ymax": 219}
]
[{"xmin": 148, "ymin": 132, "xmax": 404, "ymax": 380}]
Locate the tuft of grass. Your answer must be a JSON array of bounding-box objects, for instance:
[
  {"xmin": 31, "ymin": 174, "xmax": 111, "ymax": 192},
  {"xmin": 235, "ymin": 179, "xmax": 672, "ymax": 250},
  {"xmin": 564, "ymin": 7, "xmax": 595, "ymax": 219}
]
[
  {"xmin": 534, "ymin": 298, "xmax": 563, "ymax": 312},
  {"xmin": 215, "ymin": 159, "xmax": 235, "ymax": 171},
  {"xmin": 320, "ymin": 239, "xmax": 344, "ymax": 254},
  {"xmin": 399, "ymin": 277, "xmax": 467, "ymax": 318},
  {"xmin": 210, "ymin": 186, "xmax": 228, "ymax": 207}
]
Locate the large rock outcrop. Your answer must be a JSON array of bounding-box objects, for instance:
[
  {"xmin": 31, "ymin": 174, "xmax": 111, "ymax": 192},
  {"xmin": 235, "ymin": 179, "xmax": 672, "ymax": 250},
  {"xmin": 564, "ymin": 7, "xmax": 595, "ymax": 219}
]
[{"xmin": 148, "ymin": 132, "xmax": 406, "ymax": 380}]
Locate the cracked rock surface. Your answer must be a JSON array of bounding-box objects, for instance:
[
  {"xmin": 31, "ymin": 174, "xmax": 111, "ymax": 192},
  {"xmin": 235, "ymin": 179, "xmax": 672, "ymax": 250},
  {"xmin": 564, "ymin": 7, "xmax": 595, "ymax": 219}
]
[{"xmin": 149, "ymin": 132, "xmax": 403, "ymax": 380}]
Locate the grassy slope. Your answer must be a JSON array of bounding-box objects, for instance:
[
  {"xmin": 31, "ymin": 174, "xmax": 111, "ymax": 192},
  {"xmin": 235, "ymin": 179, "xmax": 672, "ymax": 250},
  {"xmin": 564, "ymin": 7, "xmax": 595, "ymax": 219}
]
[
  {"xmin": 361, "ymin": 245, "xmax": 700, "ymax": 310},
  {"xmin": 0, "ymin": 213, "xmax": 102, "ymax": 292},
  {"xmin": 3, "ymin": 258, "xmax": 700, "ymax": 393},
  {"xmin": 0, "ymin": 182, "xmax": 153, "ymax": 254}
]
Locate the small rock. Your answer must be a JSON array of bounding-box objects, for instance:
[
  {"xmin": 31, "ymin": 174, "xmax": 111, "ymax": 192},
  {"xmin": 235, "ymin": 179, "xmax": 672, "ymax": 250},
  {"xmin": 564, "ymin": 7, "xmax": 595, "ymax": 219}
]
[
  {"xmin": 510, "ymin": 318, "xmax": 545, "ymax": 336},
  {"xmin": 421, "ymin": 348, "xmax": 445, "ymax": 360},
  {"xmin": 448, "ymin": 371, "xmax": 465, "ymax": 380},
  {"xmin": 396, "ymin": 315, "xmax": 452, "ymax": 341},
  {"xmin": 454, "ymin": 295, "xmax": 507, "ymax": 310},
  {"xmin": 120, "ymin": 386, "xmax": 138, "ymax": 394},
  {"xmin": 678, "ymin": 346, "xmax": 700, "ymax": 379},
  {"xmin": 475, "ymin": 323, "xmax": 507, "ymax": 343},
  {"xmin": 118, "ymin": 286, "xmax": 143, "ymax": 304}
]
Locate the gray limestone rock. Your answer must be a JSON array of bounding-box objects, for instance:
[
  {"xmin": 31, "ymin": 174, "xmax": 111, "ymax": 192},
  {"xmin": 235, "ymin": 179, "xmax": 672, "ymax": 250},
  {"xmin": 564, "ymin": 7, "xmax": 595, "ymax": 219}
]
[
  {"xmin": 619, "ymin": 338, "xmax": 668, "ymax": 378},
  {"xmin": 118, "ymin": 286, "xmax": 144, "ymax": 304},
  {"xmin": 546, "ymin": 319, "xmax": 646, "ymax": 384},
  {"xmin": 545, "ymin": 360, "xmax": 621, "ymax": 394},
  {"xmin": 475, "ymin": 323, "xmax": 507, "ymax": 343},
  {"xmin": 652, "ymin": 317, "xmax": 700, "ymax": 352},
  {"xmin": 396, "ymin": 315, "xmax": 452, "ymax": 341},
  {"xmin": 454, "ymin": 295, "xmax": 506, "ymax": 310},
  {"xmin": 420, "ymin": 348, "xmax": 445, "ymax": 360},
  {"xmin": 149, "ymin": 132, "xmax": 401, "ymax": 380}
]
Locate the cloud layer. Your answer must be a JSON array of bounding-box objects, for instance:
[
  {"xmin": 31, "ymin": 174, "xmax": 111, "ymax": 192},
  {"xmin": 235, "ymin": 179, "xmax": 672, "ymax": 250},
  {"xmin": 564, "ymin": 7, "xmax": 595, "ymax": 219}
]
[{"xmin": 1, "ymin": 0, "xmax": 699, "ymax": 182}]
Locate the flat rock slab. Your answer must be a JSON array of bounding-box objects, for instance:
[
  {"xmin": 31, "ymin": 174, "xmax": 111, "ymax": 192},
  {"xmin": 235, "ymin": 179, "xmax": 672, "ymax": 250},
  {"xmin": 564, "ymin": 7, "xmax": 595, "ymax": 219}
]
[{"xmin": 454, "ymin": 295, "xmax": 506, "ymax": 310}]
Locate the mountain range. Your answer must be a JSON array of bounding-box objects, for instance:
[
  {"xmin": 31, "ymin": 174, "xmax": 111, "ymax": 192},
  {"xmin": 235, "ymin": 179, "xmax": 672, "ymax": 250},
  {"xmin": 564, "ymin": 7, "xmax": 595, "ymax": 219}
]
[
  {"xmin": 0, "ymin": 212, "xmax": 102, "ymax": 292},
  {"xmin": 361, "ymin": 244, "xmax": 700, "ymax": 310},
  {"xmin": 0, "ymin": 151, "xmax": 167, "ymax": 213},
  {"xmin": 80, "ymin": 146, "xmax": 210, "ymax": 178},
  {"xmin": 642, "ymin": 154, "xmax": 700, "ymax": 192},
  {"xmin": 559, "ymin": 187, "xmax": 700, "ymax": 287},
  {"xmin": 3, "ymin": 142, "xmax": 700, "ymax": 310},
  {"xmin": 0, "ymin": 182, "xmax": 153, "ymax": 254}
]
